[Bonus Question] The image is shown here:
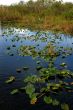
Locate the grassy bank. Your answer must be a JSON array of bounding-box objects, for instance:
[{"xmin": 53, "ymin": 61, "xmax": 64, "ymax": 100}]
[{"xmin": 0, "ymin": 0, "xmax": 73, "ymax": 34}]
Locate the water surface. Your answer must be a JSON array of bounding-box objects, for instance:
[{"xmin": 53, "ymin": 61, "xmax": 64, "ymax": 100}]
[{"xmin": 0, "ymin": 26, "xmax": 73, "ymax": 110}]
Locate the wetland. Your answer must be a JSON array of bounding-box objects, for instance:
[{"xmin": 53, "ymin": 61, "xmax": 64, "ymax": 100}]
[{"xmin": 0, "ymin": 24, "xmax": 73, "ymax": 110}]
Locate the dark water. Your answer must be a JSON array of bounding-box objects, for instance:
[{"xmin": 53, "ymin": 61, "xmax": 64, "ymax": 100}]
[{"xmin": 0, "ymin": 27, "xmax": 73, "ymax": 110}]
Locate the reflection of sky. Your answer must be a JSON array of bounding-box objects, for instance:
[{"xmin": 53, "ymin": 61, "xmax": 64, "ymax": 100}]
[
  {"xmin": 56, "ymin": 34, "xmax": 73, "ymax": 48},
  {"xmin": 1, "ymin": 28, "xmax": 73, "ymax": 51},
  {"xmin": 13, "ymin": 28, "xmax": 37, "ymax": 36}
]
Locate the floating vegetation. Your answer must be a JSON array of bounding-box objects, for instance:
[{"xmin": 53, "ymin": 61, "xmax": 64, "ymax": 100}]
[
  {"xmin": 10, "ymin": 89, "xmax": 19, "ymax": 95},
  {"xmin": 23, "ymin": 67, "xmax": 29, "ymax": 70},
  {"xmin": 7, "ymin": 46, "xmax": 11, "ymax": 50},
  {"xmin": 12, "ymin": 44, "xmax": 16, "ymax": 47},
  {"xmin": 44, "ymin": 96, "xmax": 59, "ymax": 106},
  {"xmin": 36, "ymin": 66, "xmax": 43, "ymax": 70},
  {"xmin": 19, "ymin": 43, "xmax": 58, "ymax": 62},
  {"xmin": 19, "ymin": 45, "xmax": 38, "ymax": 58},
  {"xmin": 47, "ymin": 43, "xmax": 56, "ymax": 57},
  {"xmin": 16, "ymin": 69, "xmax": 21, "ymax": 73},
  {"xmin": 5, "ymin": 76, "xmax": 15, "ymax": 84},
  {"xmin": 2, "ymin": 28, "xmax": 73, "ymax": 110},
  {"xmin": 36, "ymin": 61, "xmax": 41, "ymax": 64},
  {"xmin": 24, "ymin": 83, "xmax": 38, "ymax": 105},
  {"xmin": 23, "ymin": 64, "xmax": 73, "ymax": 109},
  {"xmin": 61, "ymin": 103, "xmax": 69, "ymax": 110},
  {"xmin": 9, "ymin": 53, "xmax": 14, "ymax": 56},
  {"xmin": 60, "ymin": 63, "xmax": 67, "ymax": 67},
  {"xmin": 19, "ymin": 87, "xmax": 25, "ymax": 93}
]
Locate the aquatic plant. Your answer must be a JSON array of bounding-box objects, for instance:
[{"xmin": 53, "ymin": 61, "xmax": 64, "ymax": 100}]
[
  {"xmin": 10, "ymin": 89, "xmax": 19, "ymax": 95},
  {"xmin": 61, "ymin": 103, "xmax": 69, "ymax": 110},
  {"xmin": 16, "ymin": 69, "xmax": 21, "ymax": 73},
  {"xmin": 19, "ymin": 43, "xmax": 59, "ymax": 62},
  {"xmin": 23, "ymin": 64, "xmax": 73, "ymax": 109},
  {"xmin": 19, "ymin": 45, "xmax": 38, "ymax": 58},
  {"xmin": 5, "ymin": 76, "xmax": 15, "ymax": 84},
  {"xmin": 7, "ymin": 46, "xmax": 11, "ymax": 50},
  {"xmin": 23, "ymin": 66, "xmax": 29, "ymax": 70},
  {"xmin": 47, "ymin": 43, "xmax": 56, "ymax": 56},
  {"xmin": 3, "ymin": 28, "xmax": 73, "ymax": 110}
]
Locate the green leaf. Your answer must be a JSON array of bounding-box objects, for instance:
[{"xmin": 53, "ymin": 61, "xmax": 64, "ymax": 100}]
[
  {"xmin": 44, "ymin": 96, "xmax": 52, "ymax": 104},
  {"xmin": 24, "ymin": 75, "xmax": 38, "ymax": 83},
  {"xmin": 25, "ymin": 83, "xmax": 35, "ymax": 98},
  {"xmin": 60, "ymin": 63, "xmax": 67, "ymax": 67},
  {"xmin": 52, "ymin": 83, "xmax": 61, "ymax": 90},
  {"xmin": 5, "ymin": 76, "xmax": 15, "ymax": 84},
  {"xmin": 10, "ymin": 89, "xmax": 19, "ymax": 95},
  {"xmin": 19, "ymin": 87, "xmax": 25, "ymax": 92},
  {"xmin": 61, "ymin": 103, "xmax": 69, "ymax": 110},
  {"xmin": 36, "ymin": 66, "xmax": 43, "ymax": 70},
  {"xmin": 36, "ymin": 61, "xmax": 41, "ymax": 64},
  {"xmin": 52, "ymin": 99, "xmax": 59, "ymax": 106}
]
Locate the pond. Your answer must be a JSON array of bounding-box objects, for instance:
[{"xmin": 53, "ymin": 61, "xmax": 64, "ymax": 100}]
[{"xmin": 0, "ymin": 26, "xmax": 73, "ymax": 110}]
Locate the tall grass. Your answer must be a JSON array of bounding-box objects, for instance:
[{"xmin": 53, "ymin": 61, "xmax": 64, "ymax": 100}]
[{"xmin": 0, "ymin": 0, "xmax": 73, "ymax": 34}]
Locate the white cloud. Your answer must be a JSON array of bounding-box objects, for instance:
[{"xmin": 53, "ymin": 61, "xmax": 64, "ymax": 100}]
[
  {"xmin": 63, "ymin": 0, "xmax": 73, "ymax": 2},
  {"xmin": 0, "ymin": 0, "xmax": 30, "ymax": 5},
  {"xmin": 0, "ymin": 0, "xmax": 73, "ymax": 5}
]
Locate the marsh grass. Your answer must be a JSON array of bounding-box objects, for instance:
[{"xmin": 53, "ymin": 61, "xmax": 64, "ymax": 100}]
[{"xmin": 0, "ymin": 0, "xmax": 73, "ymax": 34}]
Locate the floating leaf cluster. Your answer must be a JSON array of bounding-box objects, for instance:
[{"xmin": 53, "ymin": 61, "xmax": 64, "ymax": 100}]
[{"xmin": 3, "ymin": 28, "xmax": 73, "ymax": 110}]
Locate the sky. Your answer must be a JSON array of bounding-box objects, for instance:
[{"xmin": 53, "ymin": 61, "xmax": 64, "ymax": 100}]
[{"xmin": 0, "ymin": 0, "xmax": 73, "ymax": 5}]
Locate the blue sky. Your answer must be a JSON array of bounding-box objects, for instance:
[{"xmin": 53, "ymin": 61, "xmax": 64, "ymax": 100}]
[{"xmin": 0, "ymin": 0, "xmax": 73, "ymax": 5}]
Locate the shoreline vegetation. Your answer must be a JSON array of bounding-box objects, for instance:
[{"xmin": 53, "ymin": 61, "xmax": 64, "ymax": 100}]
[{"xmin": 0, "ymin": 0, "xmax": 73, "ymax": 35}]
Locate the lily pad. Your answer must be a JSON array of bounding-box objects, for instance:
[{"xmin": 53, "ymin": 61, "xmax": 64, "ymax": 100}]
[
  {"xmin": 52, "ymin": 99, "xmax": 59, "ymax": 106},
  {"xmin": 61, "ymin": 103, "xmax": 69, "ymax": 110},
  {"xmin": 25, "ymin": 83, "xmax": 35, "ymax": 98},
  {"xmin": 44, "ymin": 96, "xmax": 52, "ymax": 104}
]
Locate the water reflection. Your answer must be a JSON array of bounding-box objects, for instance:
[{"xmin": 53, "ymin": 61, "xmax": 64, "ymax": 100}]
[{"xmin": 0, "ymin": 27, "xmax": 73, "ymax": 110}]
